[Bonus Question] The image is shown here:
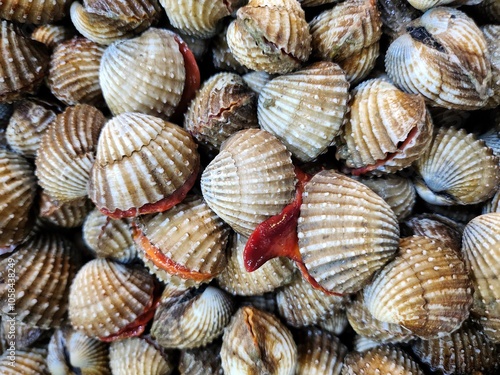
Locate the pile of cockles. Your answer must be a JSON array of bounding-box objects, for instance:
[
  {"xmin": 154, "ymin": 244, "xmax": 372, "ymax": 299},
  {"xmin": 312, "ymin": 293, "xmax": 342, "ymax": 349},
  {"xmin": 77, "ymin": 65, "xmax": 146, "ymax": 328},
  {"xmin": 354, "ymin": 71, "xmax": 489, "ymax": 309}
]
[{"xmin": 0, "ymin": 0, "xmax": 499, "ymax": 374}]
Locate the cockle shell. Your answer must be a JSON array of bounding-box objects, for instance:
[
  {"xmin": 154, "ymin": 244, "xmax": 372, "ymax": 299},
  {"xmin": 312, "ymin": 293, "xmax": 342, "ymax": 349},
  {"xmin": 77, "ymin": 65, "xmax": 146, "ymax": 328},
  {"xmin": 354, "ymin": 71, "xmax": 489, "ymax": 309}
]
[
  {"xmin": 483, "ymin": 188, "xmax": 500, "ymax": 213},
  {"xmin": 242, "ymin": 71, "xmax": 273, "ymax": 96},
  {"xmin": 109, "ymin": 337, "xmax": 174, "ymax": 375},
  {"xmin": 0, "ymin": 149, "xmax": 37, "ymax": 249},
  {"xmin": 47, "ymin": 327, "xmax": 110, "ymax": 375},
  {"xmin": 88, "ymin": 112, "xmax": 199, "ymax": 218},
  {"xmin": 0, "ymin": 0, "xmax": 69, "ymax": 24},
  {"xmin": 385, "ymin": 7, "xmax": 493, "ymax": 110},
  {"xmin": 31, "ymin": 25, "xmax": 76, "ymax": 50},
  {"xmin": 212, "ymin": 25, "xmax": 248, "ymax": 74},
  {"xmin": 297, "ymin": 170, "xmax": 400, "ymax": 294},
  {"xmin": 317, "ymin": 310, "xmax": 349, "ymax": 336},
  {"xmin": 36, "ymin": 104, "xmax": 105, "ymax": 202},
  {"xmin": 39, "ymin": 194, "xmax": 93, "ymax": 228},
  {"xmin": 0, "ymin": 233, "xmax": 81, "ymax": 329},
  {"xmin": 364, "ymin": 236, "xmax": 473, "ymax": 339},
  {"xmin": 0, "ymin": 21, "xmax": 49, "ymax": 103},
  {"xmin": 184, "ymin": 72, "xmax": 258, "ymax": 151},
  {"xmin": 68, "ymin": 259, "xmax": 157, "ymax": 339},
  {"xmin": 48, "ymin": 37, "xmax": 105, "ymax": 107},
  {"xmin": 482, "ymin": 24, "xmax": 500, "ymax": 108},
  {"xmin": 226, "ymin": 0, "xmax": 311, "ymax": 74},
  {"xmin": 0, "ymin": 348, "xmax": 47, "ymax": 375},
  {"xmin": 258, "ymin": 62, "xmax": 349, "ymax": 162},
  {"xmin": 479, "ymin": 121, "xmax": 500, "ymax": 159},
  {"xmin": 201, "ymin": 129, "xmax": 296, "ymax": 237},
  {"xmin": 179, "ymin": 342, "xmax": 224, "ymax": 375},
  {"xmin": 413, "ymin": 126, "xmax": 500, "ymax": 206},
  {"xmin": 151, "ymin": 285, "xmax": 235, "ymax": 349},
  {"xmin": 335, "ymin": 78, "xmax": 433, "ymax": 175},
  {"xmin": 221, "ymin": 306, "xmax": 297, "ymax": 375}
]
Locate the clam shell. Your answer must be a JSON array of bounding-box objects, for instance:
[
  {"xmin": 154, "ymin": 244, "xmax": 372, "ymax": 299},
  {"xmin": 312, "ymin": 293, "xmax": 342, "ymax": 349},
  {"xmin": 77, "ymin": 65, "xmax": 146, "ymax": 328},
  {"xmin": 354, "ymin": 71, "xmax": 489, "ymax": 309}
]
[
  {"xmin": 88, "ymin": 112, "xmax": 199, "ymax": 218},
  {"xmin": 221, "ymin": 306, "xmax": 297, "ymax": 375},
  {"xmin": 258, "ymin": 62, "xmax": 349, "ymax": 162},
  {"xmin": 317, "ymin": 309, "xmax": 349, "ymax": 336},
  {"xmin": 39, "ymin": 194, "xmax": 93, "ymax": 228},
  {"xmin": 385, "ymin": 7, "xmax": 493, "ymax": 110},
  {"xmin": 179, "ymin": 342, "xmax": 223, "ymax": 375},
  {"xmin": 414, "ymin": 127, "xmax": 500, "ymax": 205},
  {"xmin": 0, "ymin": 233, "xmax": 81, "ymax": 329},
  {"xmin": 109, "ymin": 337, "xmax": 174, "ymax": 375},
  {"xmin": 0, "ymin": 348, "xmax": 47, "ymax": 375},
  {"xmin": 478, "ymin": 121, "xmax": 500, "ymax": 159},
  {"xmin": 483, "ymin": 188, "xmax": 500, "ymax": 213},
  {"xmin": 242, "ymin": 71, "xmax": 273, "ymax": 96},
  {"xmin": 184, "ymin": 72, "xmax": 258, "ymax": 151},
  {"xmin": 298, "ymin": 170, "xmax": 400, "ymax": 294},
  {"xmin": 226, "ymin": 0, "xmax": 311, "ymax": 74},
  {"xmin": 364, "ymin": 236, "xmax": 473, "ymax": 339},
  {"xmin": 48, "ymin": 37, "xmax": 105, "ymax": 107},
  {"xmin": 31, "ymin": 25, "xmax": 76, "ymax": 50},
  {"xmin": 0, "ymin": 0, "xmax": 68, "ymax": 24},
  {"xmin": 217, "ymin": 233, "xmax": 295, "ymax": 296},
  {"xmin": 0, "ymin": 149, "xmax": 37, "ymax": 249},
  {"xmin": 482, "ymin": 24, "xmax": 500, "ymax": 109},
  {"xmin": 0, "ymin": 21, "xmax": 49, "ymax": 103},
  {"xmin": 352, "ymin": 336, "xmax": 380, "ymax": 352},
  {"xmin": 47, "ymin": 327, "xmax": 110, "ymax": 375},
  {"xmin": 151, "ymin": 285, "xmax": 235, "ymax": 349},
  {"xmin": 68, "ymin": 259, "xmax": 156, "ymax": 339},
  {"xmin": 212, "ymin": 25, "xmax": 248, "ymax": 74},
  {"xmin": 36, "ymin": 104, "xmax": 105, "ymax": 202},
  {"xmin": 338, "ymin": 42, "xmax": 380, "ymax": 85},
  {"xmin": 201, "ymin": 129, "xmax": 296, "ymax": 237}
]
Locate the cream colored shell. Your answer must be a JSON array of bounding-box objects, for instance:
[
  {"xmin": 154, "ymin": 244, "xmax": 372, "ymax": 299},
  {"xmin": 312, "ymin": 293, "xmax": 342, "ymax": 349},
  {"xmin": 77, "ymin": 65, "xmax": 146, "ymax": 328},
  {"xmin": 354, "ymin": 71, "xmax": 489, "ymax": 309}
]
[
  {"xmin": 0, "ymin": 348, "xmax": 47, "ymax": 375},
  {"xmin": 39, "ymin": 194, "xmax": 93, "ymax": 228},
  {"xmin": 0, "ymin": 0, "xmax": 69, "ymax": 24},
  {"xmin": 31, "ymin": 25, "xmax": 75, "ymax": 50}
]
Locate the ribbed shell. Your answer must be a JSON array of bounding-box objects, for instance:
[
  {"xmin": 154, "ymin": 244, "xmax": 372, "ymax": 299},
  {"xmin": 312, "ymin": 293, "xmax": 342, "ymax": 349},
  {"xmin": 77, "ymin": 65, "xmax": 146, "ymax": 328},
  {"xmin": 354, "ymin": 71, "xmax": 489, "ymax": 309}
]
[
  {"xmin": 83, "ymin": 208, "xmax": 137, "ymax": 263},
  {"xmin": 461, "ymin": 213, "xmax": 500, "ymax": 343},
  {"xmin": 217, "ymin": 233, "xmax": 295, "ymax": 296},
  {"xmin": 226, "ymin": 0, "xmax": 311, "ymax": 74},
  {"xmin": 68, "ymin": 259, "xmax": 156, "ymax": 339},
  {"xmin": 0, "ymin": 320, "xmax": 43, "ymax": 351},
  {"xmin": 212, "ymin": 25, "xmax": 248, "ymax": 74},
  {"xmin": 47, "ymin": 327, "xmax": 110, "ymax": 375},
  {"xmin": 109, "ymin": 338, "xmax": 174, "ymax": 375},
  {"xmin": 184, "ymin": 72, "xmax": 258, "ymax": 151},
  {"xmin": 179, "ymin": 342, "xmax": 223, "ymax": 375},
  {"xmin": 31, "ymin": 25, "xmax": 76, "ymax": 50},
  {"xmin": 412, "ymin": 321, "xmax": 499, "ymax": 375},
  {"xmin": 298, "ymin": 170, "xmax": 400, "ymax": 294},
  {"xmin": 0, "ymin": 149, "xmax": 37, "ymax": 248},
  {"xmin": 352, "ymin": 336, "xmax": 380, "ymax": 352},
  {"xmin": 36, "ymin": 104, "xmax": 105, "ymax": 202},
  {"xmin": 48, "ymin": 37, "xmax": 105, "ymax": 107},
  {"xmin": 0, "ymin": 233, "xmax": 81, "ymax": 329},
  {"xmin": 0, "ymin": 0, "xmax": 68, "ymax": 24},
  {"xmin": 483, "ymin": 188, "xmax": 500, "ymax": 214},
  {"xmin": 151, "ymin": 286, "xmax": 235, "ymax": 349},
  {"xmin": 482, "ymin": 24, "xmax": 500, "ymax": 108},
  {"xmin": 335, "ymin": 78, "xmax": 433, "ymax": 175},
  {"xmin": 276, "ymin": 272, "xmax": 344, "ymax": 327},
  {"xmin": 258, "ymin": 62, "xmax": 349, "ymax": 162},
  {"xmin": 39, "ymin": 194, "xmax": 93, "ymax": 228},
  {"xmin": 0, "ymin": 21, "xmax": 49, "ymax": 103},
  {"xmin": 385, "ymin": 7, "xmax": 493, "ymax": 110},
  {"xmin": 364, "ymin": 236, "xmax": 473, "ymax": 339},
  {"xmin": 296, "ymin": 328, "xmax": 347, "ymax": 375},
  {"xmin": 0, "ymin": 348, "xmax": 48, "ymax": 375},
  {"xmin": 221, "ymin": 306, "xmax": 297, "ymax": 375},
  {"xmin": 317, "ymin": 309, "xmax": 349, "ymax": 336},
  {"xmin": 100, "ymin": 28, "xmax": 186, "ymax": 119},
  {"xmin": 201, "ymin": 129, "xmax": 296, "ymax": 236},
  {"xmin": 479, "ymin": 122, "xmax": 500, "ymax": 159},
  {"xmin": 414, "ymin": 127, "xmax": 500, "ymax": 205},
  {"xmin": 89, "ymin": 112, "xmax": 199, "ymax": 216},
  {"xmin": 242, "ymin": 71, "xmax": 273, "ymax": 96},
  {"xmin": 239, "ymin": 293, "xmax": 278, "ymax": 315},
  {"xmin": 6, "ymin": 99, "xmax": 57, "ymax": 158},
  {"xmin": 338, "ymin": 42, "xmax": 380, "ymax": 85},
  {"xmin": 422, "ymin": 201, "xmax": 482, "ymax": 225}
]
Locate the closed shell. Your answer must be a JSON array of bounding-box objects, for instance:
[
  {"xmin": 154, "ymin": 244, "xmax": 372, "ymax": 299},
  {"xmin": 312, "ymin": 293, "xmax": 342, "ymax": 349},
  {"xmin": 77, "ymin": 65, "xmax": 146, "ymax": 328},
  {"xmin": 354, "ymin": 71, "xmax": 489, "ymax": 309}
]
[
  {"xmin": 0, "ymin": 0, "xmax": 69, "ymax": 24},
  {"xmin": 483, "ymin": 188, "xmax": 500, "ymax": 213},
  {"xmin": 179, "ymin": 342, "xmax": 223, "ymax": 375},
  {"xmin": 0, "ymin": 348, "xmax": 47, "ymax": 375},
  {"xmin": 338, "ymin": 42, "xmax": 380, "ymax": 85},
  {"xmin": 31, "ymin": 25, "xmax": 76, "ymax": 50},
  {"xmin": 317, "ymin": 310, "xmax": 349, "ymax": 336},
  {"xmin": 482, "ymin": 24, "xmax": 500, "ymax": 108},
  {"xmin": 39, "ymin": 194, "xmax": 94, "ymax": 228}
]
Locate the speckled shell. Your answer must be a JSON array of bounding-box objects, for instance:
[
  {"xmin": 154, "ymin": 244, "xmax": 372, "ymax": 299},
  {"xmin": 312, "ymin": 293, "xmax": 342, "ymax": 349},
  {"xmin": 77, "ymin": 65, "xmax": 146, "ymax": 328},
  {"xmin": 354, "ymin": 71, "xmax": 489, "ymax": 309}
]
[
  {"xmin": 201, "ymin": 129, "xmax": 296, "ymax": 236},
  {"xmin": 342, "ymin": 345, "xmax": 425, "ymax": 375},
  {"xmin": 31, "ymin": 25, "xmax": 76, "ymax": 50},
  {"xmin": 184, "ymin": 72, "xmax": 258, "ymax": 151},
  {"xmin": 39, "ymin": 194, "xmax": 93, "ymax": 228},
  {"xmin": 336, "ymin": 78, "xmax": 433, "ymax": 175},
  {"xmin": 151, "ymin": 285, "xmax": 235, "ymax": 349},
  {"xmin": 0, "ymin": 21, "xmax": 49, "ymax": 103},
  {"xmin": 296, "ymin": 328, "xmax": 347, "ymax": 375},
  {"xmin": 226, "ymin": 0, "xmax": 311, "ymax": 74},
  {"xmin": 317, "ymin": 309, "xmax": 349, "ymax": 336},
  {"xmin": 385, "ymin": 7, "xmax": 493, "ymax": 110},
  {"xmin": 412, "ymin": 321, "xmax": 499, "ymax": 375},
  {"xmin": 109, "ymin": 337, "xmax": 174, "ymax": 375},
  {"xmin": 0, "ymin": 149, "xmax": 37, "ymax": 249},
  {"xmin": 68, "ymin": 259, "xmax": 156, "ymax": 339},
  {"xmin": 0, "ymin": 233, "xmax": 81, "ymax": 329},
  {"xmin": 258, "ymin": 62, "xmax": 349, "ymax": 162},
  {"xmin": 179, "ymin": 342, "xmax": 223, "ymax": 375},
  {"xmin": 0, "ymin": 348, "xmax": 48, "ymax": 375},
  {"xmin": 89, "ymin": 112, "xmax": 199, "ymax": 218},
  {"xmin": 83, "ymin": 208, "xmax": 137, "ymax": 263},
  {"xmin": 6, "ymin": 99, "xmax": 57, "ymax": 158},
  {"xmin": 48, "ymin": 38, "xmax": 105, "ymax": 107},
  {"xmin": 298, "ymin": 170, "xmax": 400, "ymax": 294},
  {"xmin": 483, "ymin": 188, "xmax": 500, "ymax": 213},
  {"xmin": 414, "ymin": 127, "xmax": 500, "ymax": 206},
  {"xmin": 212, "ymin": 25, "xmax": 248, "ymax": 74},
  {"xmin": 134, "ymin": 197, "xmax": 230, "ymax": 283},
  {"xmin": 242, "ymin": 71, "xmax": 273, "ymax": 96},
  {"xmin": 276, "ymin": 272, "xmax": 344, "ymax": 327},
  {"xmin": 461, "ymin": 213, "xmax": 500, "ymax": 342},
  {"xmin": 217, "ymin": 233, "xmax": 295, "ymax": 296},
  {"xmin": 47, "ymin": 327, "xmax": 110, "ymax": 375},
  {"xmin": 221, "ymin": 306, "xmax": 297, "ymax": 375},
  {"xmin": 0, "ymin": 0, "xmax": 69, "ymax": 24},
  {"xmin": 364, "ymin": 236, "xmax": 473, "ymax": 339},
  {"xmin": 99, "ymin": 28, "xmax": 186, "ymax": 119},
  {"xmin": 36, "ymin": 104, "xmax": 105, "ymax": 202}
]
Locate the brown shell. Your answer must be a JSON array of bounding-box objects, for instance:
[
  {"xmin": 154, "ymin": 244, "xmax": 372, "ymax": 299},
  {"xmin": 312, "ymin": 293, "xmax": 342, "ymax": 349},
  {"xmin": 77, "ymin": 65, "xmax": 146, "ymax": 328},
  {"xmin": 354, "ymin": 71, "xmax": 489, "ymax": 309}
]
[
  {"xmin": 482, "ymin": 25, "xmax": 500, "ymax": 109},
  {"xmin": 238, "ymin": 293, "xmax": 278, "ymax": 315},
  {"xmin": 36, "ymin": 104, "xmax": 105, "ymax": 202},
  {"xmin": 0, "ymin": 348, "xmax": 48, "ymax": 375},
  {"xmin": 39, "ymin": 193, "xmax": 93, "ymax": 228},
  {"xmin": 339, "ymin": 42, "xmax": 380, "ymax": 85},
  {"xmin": 317, "ymin": 309, "xmax": 349, "ymax": 336},
  {"xmin": 31, "ymin": 25, "xmax": 76, "ymax": 50},
  {"xmin": 212, "ymin": 25, "xmax": 248, "ymax": 74},
  {"xmin": 0, "ymin": 0, "xmax": 69, "ymax": 24},
  {"xmin": 179, "ymin": 342, "xmax": 224, "ymax": 375}
]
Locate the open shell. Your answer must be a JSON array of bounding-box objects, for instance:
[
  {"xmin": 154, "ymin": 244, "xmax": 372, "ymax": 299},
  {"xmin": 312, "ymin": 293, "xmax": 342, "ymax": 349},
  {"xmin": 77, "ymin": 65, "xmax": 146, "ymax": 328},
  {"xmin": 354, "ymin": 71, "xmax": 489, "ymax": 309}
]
[{"xmin": 0, "ymin": 348, "xmax": 47, "ymax": 375}]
